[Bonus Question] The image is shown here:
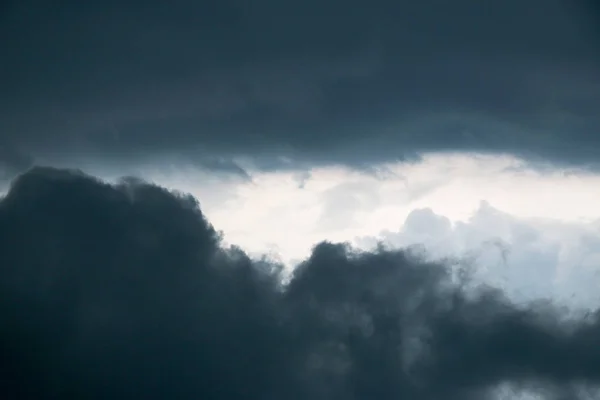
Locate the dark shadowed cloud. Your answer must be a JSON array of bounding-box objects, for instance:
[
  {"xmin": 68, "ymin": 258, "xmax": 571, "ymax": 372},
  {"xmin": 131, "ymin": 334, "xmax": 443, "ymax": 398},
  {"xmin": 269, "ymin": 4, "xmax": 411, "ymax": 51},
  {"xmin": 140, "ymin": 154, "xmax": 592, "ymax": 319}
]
[
  {"xmin": 2, "ymin": 167, "xmax": 600, "ymax": 399},
  {"xmin": 1, "ymin": 0, "xmax": 599, "ymax": 173},
  {"xmin": 0, "ymin": 144, "xmax": 33, "ymax": 182}
]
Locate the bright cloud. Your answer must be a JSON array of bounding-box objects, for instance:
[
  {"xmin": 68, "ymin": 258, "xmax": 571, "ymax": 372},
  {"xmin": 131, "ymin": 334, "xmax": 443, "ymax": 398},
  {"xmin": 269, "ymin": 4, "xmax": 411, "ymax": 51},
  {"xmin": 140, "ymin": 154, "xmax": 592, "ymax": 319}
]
[
  {"xmin": 357, "ymin": 202, "xmax": 600, "ymax": 309},
  {"xmin": 121, "ymin": 154, "xmax": 600, "ymax": 264}
]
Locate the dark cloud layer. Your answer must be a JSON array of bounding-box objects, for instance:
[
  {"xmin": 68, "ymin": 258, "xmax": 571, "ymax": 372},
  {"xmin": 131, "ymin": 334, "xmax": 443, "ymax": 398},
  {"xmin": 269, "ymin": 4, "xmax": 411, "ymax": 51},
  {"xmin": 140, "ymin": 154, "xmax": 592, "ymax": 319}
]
[
  {"xmin": 0, "ymin": 144, "xmax": 33, "ymax": 182},
  {"xmin": 1, "ymin": 0, "xmax": 599, "ymax": 172},
  {"xmin": 2, "ymin": 167, "xmax": 600, "ymax": 399}
]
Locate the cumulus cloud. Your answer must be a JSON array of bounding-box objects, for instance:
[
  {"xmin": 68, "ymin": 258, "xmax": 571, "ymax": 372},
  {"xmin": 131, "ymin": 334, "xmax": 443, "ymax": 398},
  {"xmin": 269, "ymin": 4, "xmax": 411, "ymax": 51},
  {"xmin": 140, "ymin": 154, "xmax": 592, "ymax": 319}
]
[
  {"xmin": 2, "ymin": 167, "xmax": 600, "ymax": 399},
  {"xmin": 357, "ymin": 203, "xmax": 600, "ymax": 309},
  {"xmin": 1, "ymin": 0, "xmax": 599, "ymax": 172}
]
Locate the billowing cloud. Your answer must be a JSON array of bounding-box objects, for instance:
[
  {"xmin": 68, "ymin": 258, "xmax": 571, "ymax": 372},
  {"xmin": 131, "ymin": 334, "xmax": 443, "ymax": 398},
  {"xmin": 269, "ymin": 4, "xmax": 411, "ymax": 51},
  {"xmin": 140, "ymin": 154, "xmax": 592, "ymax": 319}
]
[
  {"xmin": 1, "ymin": 0, "xmax": 599, "ymax": 173},
  {"xmin": 3, "ymin": 167, "xmax": 600, "ymax": 399},
  {"xmin": 357, "ymin": 203, "xmax": 600, "ymax": 309}
]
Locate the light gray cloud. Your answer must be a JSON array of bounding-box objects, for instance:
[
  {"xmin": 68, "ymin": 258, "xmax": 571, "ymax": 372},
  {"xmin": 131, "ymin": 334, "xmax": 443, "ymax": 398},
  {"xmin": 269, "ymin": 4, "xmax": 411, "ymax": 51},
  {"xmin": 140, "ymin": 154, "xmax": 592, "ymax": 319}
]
[
  {"xmin": 357, "ymin": 202, "xmax": 600, "ymax": 309},
  {"xmin": 316, "ymin": 181, "xmax": 382, "ymax": 231}
]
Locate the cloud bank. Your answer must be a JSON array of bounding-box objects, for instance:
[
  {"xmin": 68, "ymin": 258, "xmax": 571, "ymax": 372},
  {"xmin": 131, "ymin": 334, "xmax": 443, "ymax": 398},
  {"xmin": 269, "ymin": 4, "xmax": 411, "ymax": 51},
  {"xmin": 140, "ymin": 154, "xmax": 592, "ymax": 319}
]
[
  {"xmin": 2, "ymin": 0, "xmax": 599, "ymax": 173},
  {"xmin": 2, "ymin": 167, "xmax": 600, "ymax": 399}
]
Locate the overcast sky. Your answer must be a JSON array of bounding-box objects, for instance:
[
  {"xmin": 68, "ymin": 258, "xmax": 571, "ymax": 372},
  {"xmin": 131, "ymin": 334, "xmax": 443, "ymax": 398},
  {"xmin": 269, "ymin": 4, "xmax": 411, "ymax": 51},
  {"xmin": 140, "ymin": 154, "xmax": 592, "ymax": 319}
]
[
  {"xmin": 1, "ymin": 0, "xmax": 600, "ymax": 175},
  {"xmin": 2, "ymin": 1, "xmax": 600, "ymax": 399}
]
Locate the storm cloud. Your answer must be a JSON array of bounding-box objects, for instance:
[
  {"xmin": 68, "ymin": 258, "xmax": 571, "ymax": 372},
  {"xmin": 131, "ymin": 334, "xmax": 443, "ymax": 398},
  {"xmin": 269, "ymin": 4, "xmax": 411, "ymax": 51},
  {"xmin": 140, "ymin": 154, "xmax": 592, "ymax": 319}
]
[
  {"xmin": 1, "ymin": 0, "xmax": 599, "ymax": 172},
  {"xmin": 2, "ymin": 167, "xmax": 600, "ymax": 399}
]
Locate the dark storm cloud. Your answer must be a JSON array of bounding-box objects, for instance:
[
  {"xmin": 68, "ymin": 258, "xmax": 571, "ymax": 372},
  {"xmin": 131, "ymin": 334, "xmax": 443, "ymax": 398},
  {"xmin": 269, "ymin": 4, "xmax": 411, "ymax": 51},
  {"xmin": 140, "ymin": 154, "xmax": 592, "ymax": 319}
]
[
  {"xmin": 1, "ymin": 0, "xmax": 599, "ymax": 172},
  {"xmin": 0, "ymin": 144, "xmax": 33, "ymax": 182},
  {"xmin": 2, "ymin": 167, "xmax": 600, "ymax": 399}
]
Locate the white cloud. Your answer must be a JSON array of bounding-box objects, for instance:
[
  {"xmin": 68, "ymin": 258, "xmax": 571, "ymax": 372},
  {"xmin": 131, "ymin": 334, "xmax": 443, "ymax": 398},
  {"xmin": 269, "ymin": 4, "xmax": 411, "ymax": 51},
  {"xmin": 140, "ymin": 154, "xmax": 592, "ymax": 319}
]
[
  {"xmin": 160, "ymin": 154, "xmax": 600, "ymax": 266},
  {"xmin": 356, "ymin": 202, "xmax": 600, "ymax": 310}
]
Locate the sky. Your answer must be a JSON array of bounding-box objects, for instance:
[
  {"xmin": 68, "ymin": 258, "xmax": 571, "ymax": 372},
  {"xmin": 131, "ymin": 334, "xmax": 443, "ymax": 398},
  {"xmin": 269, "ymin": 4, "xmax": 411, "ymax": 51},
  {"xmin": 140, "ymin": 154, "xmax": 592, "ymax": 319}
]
[
  {"xmin": 1, "ymin": 1, "xmax": 600, "ymax": 399},
  {"xmin": 1, "ymin": 0, "xmax": 600, "ymax": 173}
]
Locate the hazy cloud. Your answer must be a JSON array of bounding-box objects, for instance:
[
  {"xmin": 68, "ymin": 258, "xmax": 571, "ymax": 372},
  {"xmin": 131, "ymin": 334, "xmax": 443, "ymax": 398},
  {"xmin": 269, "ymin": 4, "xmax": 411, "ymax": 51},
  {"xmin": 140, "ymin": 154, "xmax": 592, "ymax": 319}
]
[
  {"xmin": 1, "ymin": 0, "xmax": 599, "ymax": 172},
  {"xmin": 317, "ymin": 181, "xmax": 382, "ymax": 231},
  {"xmin": 2, "ymin": 167, "xmax": 600, "ymax": 398}
]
